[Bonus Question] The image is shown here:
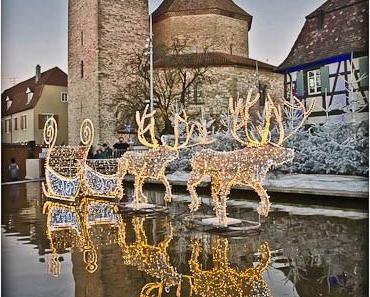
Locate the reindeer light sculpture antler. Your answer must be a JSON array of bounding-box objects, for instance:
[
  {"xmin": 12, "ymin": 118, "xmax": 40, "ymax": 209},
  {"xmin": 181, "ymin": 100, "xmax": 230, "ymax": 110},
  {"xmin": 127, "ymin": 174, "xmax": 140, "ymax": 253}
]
[
  {"xmin": 119, "ymin": 105, "xmax": 213, "ymax": 209},
  {"xmin": 188, "ymin": 90, "xmax": 315, "ymax": 226}
]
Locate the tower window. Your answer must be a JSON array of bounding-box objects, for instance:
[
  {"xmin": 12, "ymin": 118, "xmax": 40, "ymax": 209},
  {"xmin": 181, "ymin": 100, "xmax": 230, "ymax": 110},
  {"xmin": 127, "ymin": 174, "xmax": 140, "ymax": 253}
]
[
  {"xmin": 81, "ymin": 61, "xmax": 84, "ymax": 78},
  {"xmin": 81, "ymin": 31, "xmax": 84, "ymax": 46}
]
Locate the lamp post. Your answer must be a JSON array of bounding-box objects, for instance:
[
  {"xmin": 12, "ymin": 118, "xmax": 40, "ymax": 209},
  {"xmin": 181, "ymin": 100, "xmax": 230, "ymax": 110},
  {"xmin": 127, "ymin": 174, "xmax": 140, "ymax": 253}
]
[{"xmin": 148, "ymin": 13, "xmax": 154, "ymax": 113}]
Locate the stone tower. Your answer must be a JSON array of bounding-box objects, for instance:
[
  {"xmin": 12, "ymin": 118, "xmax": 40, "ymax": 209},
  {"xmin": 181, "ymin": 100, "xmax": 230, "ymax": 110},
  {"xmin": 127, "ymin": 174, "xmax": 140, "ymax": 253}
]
[
  {"xmin": 68, "ymin": 0, "xmax": 149, "ymax": 145},
  {"xmin": 153, "ymin": 0, "xmax": 252, "ymax": 57}
]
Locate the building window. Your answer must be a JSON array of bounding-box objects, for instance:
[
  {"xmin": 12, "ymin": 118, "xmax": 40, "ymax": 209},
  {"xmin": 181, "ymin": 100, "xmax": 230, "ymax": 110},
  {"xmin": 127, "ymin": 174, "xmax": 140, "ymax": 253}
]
[
  {"xmin": 187, "ymin": 81, "xmax": 203, "ymax": 104},
  {"xmin": 21, "ymin": 115, "xmax": 27, "ymax": 130},
  {"xmin": 81, "ymin": 31, "xmax": 84, "ymax": 46},
  {"xmin": 307, "ymin": 69, "xmax": 322, "ymax": 95},
  {"xmin": 61, "ymin": 92, "xmax": 68, "ymax": 102},
  {"xmin": 14, "ymin": 118, "xmax": 18, "ymax": 131},
  {"xmin": 81, "ymin": 61, "xmax": 84, "ymax": 78},
  {"xmin": 5, "ymin": 119, "xmax": 11, "ymax": 134},
  {"xmin": 39, "ymin": 114, "xmax": 58, "ymax": 129}
]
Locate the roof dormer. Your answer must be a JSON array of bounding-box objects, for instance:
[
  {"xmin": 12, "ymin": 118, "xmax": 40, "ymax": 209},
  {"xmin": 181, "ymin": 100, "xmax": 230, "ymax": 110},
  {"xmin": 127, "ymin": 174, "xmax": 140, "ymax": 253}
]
[
  {"xmin": 5, "ymin": 96, "xmax": 12, "ymax": 110},
  {"xmin": 26, "ymin": 88, "xmax": 33, "ymax": 104}
]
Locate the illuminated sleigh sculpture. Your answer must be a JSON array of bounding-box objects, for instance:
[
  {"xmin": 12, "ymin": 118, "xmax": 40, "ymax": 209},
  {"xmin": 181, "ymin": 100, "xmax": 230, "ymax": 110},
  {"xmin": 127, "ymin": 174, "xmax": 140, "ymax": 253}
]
[
  {"xmin": 188, "ymin": 90, "xmax": 314, "ymax": 227},
  {"xmin": 80, "ymin": 120, "xmax": 125, "ymax": 200},
  {"xmin": 43, "ymin": 198, "xmax": 121, "ymax": 277},
  {"xmin": 117, "ymin": 217, "xmax": 192, "ymax": 297},
  {"xmin": 42, "ymin": 117, "xmax": 92, "ymax": 201},
  {"xmin": 118, "ymin": 105, "xmax": 213, "ymax": 210},
  {"xmin": 188, "ymin": 238, "xmax": 272, "ymax": 297}
]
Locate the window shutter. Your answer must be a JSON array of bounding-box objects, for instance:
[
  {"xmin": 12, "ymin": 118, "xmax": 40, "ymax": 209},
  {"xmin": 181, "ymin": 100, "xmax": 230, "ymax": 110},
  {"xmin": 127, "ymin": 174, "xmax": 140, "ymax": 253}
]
[
  {"xmin": 359, "ymin": 57, "xmax": 369, "ymax": 88},
  {"xmin": 38, "ymin": 115, "xmax": 43, "ymax": 129},
  {"xmin": 296, "ymin": 71, "xmax": 305, "ymax": 97},
  {"xmin": 320, "ymin": 66, "xmax": 330, "ymax": 93},
  {"xmin": 54, "ymin": 115, "xmax": 59, "ymax": 126}
]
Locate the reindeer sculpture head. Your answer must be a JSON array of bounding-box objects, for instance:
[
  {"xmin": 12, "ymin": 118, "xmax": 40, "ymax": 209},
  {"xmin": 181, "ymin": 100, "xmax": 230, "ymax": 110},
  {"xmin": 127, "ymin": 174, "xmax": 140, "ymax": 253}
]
[
  {"xmin": 119, "ymin": 105, "xmax": 213, "ymax": 208},
  {"xmin": 188, "ymin": 90, "xmax": 314, "ymax": 225}
]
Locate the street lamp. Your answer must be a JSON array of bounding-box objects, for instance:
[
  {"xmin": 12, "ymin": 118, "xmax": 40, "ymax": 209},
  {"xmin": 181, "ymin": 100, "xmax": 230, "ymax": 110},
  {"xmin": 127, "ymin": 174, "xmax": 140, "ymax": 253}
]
[{"xmin": 145, "ymin": 13, "xmax": 154, "ymax": 113}]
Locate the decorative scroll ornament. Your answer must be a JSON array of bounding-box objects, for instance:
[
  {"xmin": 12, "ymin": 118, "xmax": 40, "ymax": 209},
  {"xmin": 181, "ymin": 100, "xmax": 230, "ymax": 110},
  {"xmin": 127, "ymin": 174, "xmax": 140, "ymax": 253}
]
[
  {"xmin": 117, "ymin": 217, "xmax": 190, "ymax": 297},
  {"xmin": 119, "ymin": 105, "xmax": 214, "ymax": 209},
  {"xmin": 43, "ymin": 198, "xmax": 121, "ymax": 277},
  {"xmin": 80, "ymin": 119, "xmax": 94, "ymax": 147},
  {"xmin": 189, "ymin": 238, "xmax": 272, "ymax": 297},
  {"xmin": 188, "ymin": 90, "xmax": 315, "ymax": 226}
]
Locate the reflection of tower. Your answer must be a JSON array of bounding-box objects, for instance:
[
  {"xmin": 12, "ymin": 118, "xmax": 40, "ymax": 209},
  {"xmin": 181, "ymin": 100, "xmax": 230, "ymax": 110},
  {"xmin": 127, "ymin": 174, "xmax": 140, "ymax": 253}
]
[{"xmin": 68, "ymin": 0, "xmax": 149, "ymax": 145}]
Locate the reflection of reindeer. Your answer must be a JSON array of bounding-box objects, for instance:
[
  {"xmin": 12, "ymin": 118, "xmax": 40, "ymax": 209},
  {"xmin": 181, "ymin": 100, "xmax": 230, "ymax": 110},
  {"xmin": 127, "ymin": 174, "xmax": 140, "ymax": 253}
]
[
  {"xmin": 188, "ymin": 90, "xmax": 314, "ymax": 225},
  {"xmin": 117, "ymin": 217, "xmax": 189, "ymax": 297},
  {"xmin": 189, "ymin": 238, "xmax": 272, "ymax": 297},
  {"xmin": 119, "ymin": 106, "xmax": 212, "ymax": 208}
]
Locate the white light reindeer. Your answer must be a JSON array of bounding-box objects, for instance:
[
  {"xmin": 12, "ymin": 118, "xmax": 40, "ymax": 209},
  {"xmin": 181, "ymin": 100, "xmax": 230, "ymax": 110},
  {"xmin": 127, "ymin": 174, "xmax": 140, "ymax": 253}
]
[
  {"xmin": 119, "ymin": 105, "xmax": 213, "ymax": 209},
  {"xmin": 187, "ymin": 90, "xmax": 314, "ymax": 226}
]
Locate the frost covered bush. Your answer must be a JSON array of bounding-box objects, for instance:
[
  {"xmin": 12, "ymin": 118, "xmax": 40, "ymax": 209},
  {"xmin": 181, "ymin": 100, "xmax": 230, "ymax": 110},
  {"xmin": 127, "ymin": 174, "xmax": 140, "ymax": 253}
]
[
  {"xmin": 278, "ymin": 121, "xmax": 368, "ymax": 176},
  {"xmin": 167, "ymin": 120, "xmax": 368, "ymax": 176}
]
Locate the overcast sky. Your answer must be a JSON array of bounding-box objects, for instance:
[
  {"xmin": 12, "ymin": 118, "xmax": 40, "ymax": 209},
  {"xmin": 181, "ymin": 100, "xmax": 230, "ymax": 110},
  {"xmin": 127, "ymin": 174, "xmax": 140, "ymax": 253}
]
[{"xmin": 1, "ymin": 0, "xmax": 325, "ymax": 90}]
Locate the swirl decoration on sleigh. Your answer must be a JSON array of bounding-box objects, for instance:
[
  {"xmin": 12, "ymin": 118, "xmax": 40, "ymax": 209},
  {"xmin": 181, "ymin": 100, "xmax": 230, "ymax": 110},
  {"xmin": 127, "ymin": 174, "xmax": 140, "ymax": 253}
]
[
  {"xmin": 80, "ymin": 120, "xmax": 125, "ymax": 200},
  {"xmin": 42, "ymin": 117, "xmax": 90, "ymax": 201},
  {"xmin": 43, "ymin": 198, "xmax": 121, "ymax": 277}
]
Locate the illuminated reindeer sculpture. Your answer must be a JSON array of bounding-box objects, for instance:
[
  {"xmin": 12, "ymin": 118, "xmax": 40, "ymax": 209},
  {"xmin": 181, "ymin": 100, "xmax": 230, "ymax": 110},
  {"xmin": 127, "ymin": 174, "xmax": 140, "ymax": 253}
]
[
  {"xmin": 189, "ymin": 238, "xmax": 272, "ymax": 297},
  {"xmin": 119, "ymin": 105, "xmax": 213, "ymax": 209},
  {"xmin": 188, "ymin": 90, "xmax": 314, "ymax": 226},
  {"xmin": 117, "ymin": 217, "xmax": 190, "ymax": 297}
]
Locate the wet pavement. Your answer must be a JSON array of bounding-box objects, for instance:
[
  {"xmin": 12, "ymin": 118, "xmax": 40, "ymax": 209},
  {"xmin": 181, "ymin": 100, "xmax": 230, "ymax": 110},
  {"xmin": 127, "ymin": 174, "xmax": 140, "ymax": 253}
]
[{"xmin": 1, "ymin": 182, "xmax": 368, "ymax": 297}]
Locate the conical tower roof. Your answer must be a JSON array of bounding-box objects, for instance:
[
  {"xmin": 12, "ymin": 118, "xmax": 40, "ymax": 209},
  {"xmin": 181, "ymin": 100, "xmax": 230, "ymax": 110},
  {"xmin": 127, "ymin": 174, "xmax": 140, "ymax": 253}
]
[{"xmin": 153, "ymin": 0, "xmax": 252, "ymax": 28}]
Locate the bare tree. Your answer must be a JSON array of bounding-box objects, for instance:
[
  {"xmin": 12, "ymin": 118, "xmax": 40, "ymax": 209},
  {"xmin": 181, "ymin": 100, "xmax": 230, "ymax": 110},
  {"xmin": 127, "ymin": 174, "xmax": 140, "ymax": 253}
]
[{"xmin": 114, "ymin": 39, "xmax": 212, "ymax": 135}]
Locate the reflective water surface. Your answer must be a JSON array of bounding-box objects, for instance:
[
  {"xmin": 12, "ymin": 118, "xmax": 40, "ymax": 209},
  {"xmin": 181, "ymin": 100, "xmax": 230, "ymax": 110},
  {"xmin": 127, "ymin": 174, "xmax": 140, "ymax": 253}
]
[{"xmin": 2, "ymin": 182, "xmax": 368, "ymax": 297}]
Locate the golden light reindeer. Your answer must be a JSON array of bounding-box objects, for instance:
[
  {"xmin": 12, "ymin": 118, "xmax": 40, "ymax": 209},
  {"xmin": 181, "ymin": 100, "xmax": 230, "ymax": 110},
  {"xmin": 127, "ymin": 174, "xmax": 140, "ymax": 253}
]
[
  {"xmin": 119, "ymin": 105, "xmax": 213, "ymax": 209},
  {"xmin": 189, "ymin": 238, "xmax": 272, "ymax": 297},
  {"xmin": 188, "ymin": 90, "xmax": 314, "ymax": 226}
]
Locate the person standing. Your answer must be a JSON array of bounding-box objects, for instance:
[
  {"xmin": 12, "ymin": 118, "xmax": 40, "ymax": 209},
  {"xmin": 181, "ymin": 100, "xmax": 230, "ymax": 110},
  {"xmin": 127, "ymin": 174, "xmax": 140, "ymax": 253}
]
[
  {"xmin": 8, "ymin": 158, "xmax": 20, "ymax": 182},
  {"xmin": 113, "ymin": 137, "xmax": 130, "ymax": 157}
]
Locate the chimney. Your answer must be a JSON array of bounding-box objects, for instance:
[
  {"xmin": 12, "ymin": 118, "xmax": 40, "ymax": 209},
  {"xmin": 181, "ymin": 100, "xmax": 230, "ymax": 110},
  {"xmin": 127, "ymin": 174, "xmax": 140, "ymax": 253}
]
[{"xmin": 35, "ymin": 65, "xmax": 41, "ymax": 83}]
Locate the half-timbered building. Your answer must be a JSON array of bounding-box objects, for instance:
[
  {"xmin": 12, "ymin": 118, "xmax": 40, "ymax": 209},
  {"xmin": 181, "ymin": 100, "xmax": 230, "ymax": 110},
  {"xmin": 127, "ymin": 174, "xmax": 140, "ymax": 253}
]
[{"xmin": 278, "ymin": 0, "xmax": 369, "ymax": 124}]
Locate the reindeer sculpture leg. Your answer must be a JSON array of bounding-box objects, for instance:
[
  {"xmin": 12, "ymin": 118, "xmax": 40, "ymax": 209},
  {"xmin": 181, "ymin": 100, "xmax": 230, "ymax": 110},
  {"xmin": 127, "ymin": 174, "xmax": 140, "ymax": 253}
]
[
  {"xmin": 138, "ymin": 177, "xmax": 150, "ymax": 204},
  {"xmin": 216, "ymin": 180, "xmax": 231, "ymax": 226},
  {"xmin": 133, "ymin": 217, "xmax": 147, "ymax": 244},
  {"xmin": 134, "ymin": 173, "xmax": 149, "ymax": 207},
  {"xmin": 250, "ymin": 182, "xmax": 271, "ymax": 217},
  {"xmin": 158, "ymin": 173, "xmax": 173, "ymax": 203},
  {"xmin": 187, "ymin": 171, "xmax": 205, "ymax": 212}
]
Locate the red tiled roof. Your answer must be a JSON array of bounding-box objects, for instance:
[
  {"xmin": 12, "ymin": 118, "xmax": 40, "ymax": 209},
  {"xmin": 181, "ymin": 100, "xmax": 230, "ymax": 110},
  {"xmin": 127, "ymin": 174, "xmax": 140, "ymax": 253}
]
[
  {"xmin": 153, "ymin": 0, "xmax": 252, "ymax": 27},
  {"xmin": 154, "ymin": 52, "xmax": 276, "ymax": 71},
  {"xmin": 278, "ymin": 0, "xmax": 368, "ymax": 71},
  {"xmin": 2, "ymin": 67, "xmax": 67, "ymax": 116}
]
